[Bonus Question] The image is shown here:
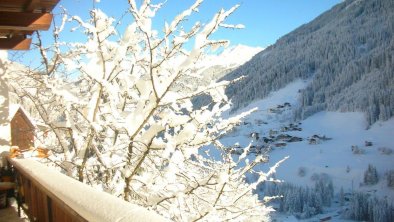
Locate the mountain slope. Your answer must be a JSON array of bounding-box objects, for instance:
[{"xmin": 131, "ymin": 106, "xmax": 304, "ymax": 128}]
[
  {"xmin": 223, "ymin": 0, "xmax": 394, "ymax": 125},
  {"xmin": 175, "ymin": 44, "xmax": 262, "ymax": 94}
]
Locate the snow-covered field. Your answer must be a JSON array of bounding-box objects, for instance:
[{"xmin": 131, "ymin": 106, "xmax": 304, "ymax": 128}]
[
  {"xmin": 218, "ymin": 80, "xmax": 394, "ymax": 220},
  {"xmin": 265, "ymin": 112, "xmax": 394, "ymax": 195}
]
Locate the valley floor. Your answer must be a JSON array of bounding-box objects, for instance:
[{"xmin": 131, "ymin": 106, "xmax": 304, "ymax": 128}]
[{"xmin": 216, "ymin": 80, "xmax": 394, "ymax": 221}]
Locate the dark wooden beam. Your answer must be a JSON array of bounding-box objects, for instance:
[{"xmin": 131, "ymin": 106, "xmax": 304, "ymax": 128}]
[
  {"xmin": 24, "ymin": 0, "xmax": 40, "ymax": 12},
  {"xmin": 0, "ymin": 0, "xmax": 60, "ymax": 13},
  {"xmin": 0, "ymin": 36, "xmax": 31, "ymax": 50},
  {"xmin": 0, "ymin": 12, "xmax": 53, "ymax": 31},
  {"xmin": 0, "ymin": 30, "xmax": 34, "ymax": 36}
]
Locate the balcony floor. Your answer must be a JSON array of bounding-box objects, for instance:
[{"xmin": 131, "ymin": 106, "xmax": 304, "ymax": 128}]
[{"xmin": 0, "ymin": 198, "xmax": 29, "ymax": 222}]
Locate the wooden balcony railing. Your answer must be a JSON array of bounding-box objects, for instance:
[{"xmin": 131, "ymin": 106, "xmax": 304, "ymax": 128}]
[{"xmin": 7, "ymin": 158, "xmax": 169, "ymax": 222}]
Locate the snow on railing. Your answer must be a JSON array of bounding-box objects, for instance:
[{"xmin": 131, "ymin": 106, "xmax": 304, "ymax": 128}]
[{"xmin": 8, "ymin": 158, "xmax": 169, "ymax": 222}]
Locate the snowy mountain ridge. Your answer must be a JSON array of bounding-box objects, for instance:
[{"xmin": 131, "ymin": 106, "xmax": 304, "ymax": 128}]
[
  {"xmin": 195, "ymin": 44, "xmax": 263, "ymax": 83},
  {"xmin": 198, "ymin": 44, "xmax": 264, "ymax": 71}
]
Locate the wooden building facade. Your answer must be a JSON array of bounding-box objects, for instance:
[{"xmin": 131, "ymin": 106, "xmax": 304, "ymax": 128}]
[{"xmin": 10, "ymin": 107, "xmax": 35, "ymax": 151}]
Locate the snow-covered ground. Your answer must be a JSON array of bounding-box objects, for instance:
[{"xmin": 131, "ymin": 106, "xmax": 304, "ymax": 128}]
[
  {"xmin": 265, "ymin": 112, "xmax": 394, "ymax": 195},
  {"xmin": 218, "ymin": 80, "xmax": 394, "ymax": 221}
]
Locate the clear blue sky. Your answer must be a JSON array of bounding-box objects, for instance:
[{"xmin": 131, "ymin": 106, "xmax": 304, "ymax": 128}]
[{"xmin": 50, "ymin": 0, "xmax": 341, "ymax": 48}]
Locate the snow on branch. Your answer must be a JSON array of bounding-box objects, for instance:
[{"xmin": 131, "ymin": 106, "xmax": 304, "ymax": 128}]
[
  {"xmin": 5, "ymin": 0, "xmax": 280, "ymax": 221},
  {"xmin": 219, "ymin": 23, "xmax": 245, "ymax": 29}
]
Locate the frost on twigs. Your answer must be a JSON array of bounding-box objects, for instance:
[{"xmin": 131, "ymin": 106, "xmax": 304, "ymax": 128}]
[{"xmin": 6, "ymin": 0, "xmax": 277, "ymax": 221}]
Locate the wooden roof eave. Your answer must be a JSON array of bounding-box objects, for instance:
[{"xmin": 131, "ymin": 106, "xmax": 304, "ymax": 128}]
[
  {"xmin": 0, "ymin": 36, "xmax": 32, "ymax": 50},
  {"xmin": 0, "ymin": 0, "xmax": 60, "ymax": 50},
  {"xmin": 0, "ymin": 0, "xmax": 60, "ymax": 13},
  {"xmin": 0, "ymin": 12, "xmax": 53, "ymax": 31}
]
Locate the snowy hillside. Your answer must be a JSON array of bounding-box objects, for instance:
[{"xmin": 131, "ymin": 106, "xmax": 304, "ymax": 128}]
[
  {"xmin": 218, "ymin": 81, "xmax": 394, "ymax": 221},
  {"xmin": 223, "ymin": 0, "xmax": 394, "ymax": 125}
]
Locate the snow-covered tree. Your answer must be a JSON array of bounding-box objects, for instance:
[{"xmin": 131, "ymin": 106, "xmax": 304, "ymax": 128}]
[
  {"xmin": 263, "ymin": 174, "xmax": 334, "ymax": 219},
  {"xmin": 387, "ymin": 170, "xmax": 394, "ymax": 188},
  {"xmin": 345, "ymin": 192, "xmax": 394, "ymax": 222},
  {"xmin": 347, "ymin": 192, "xmax": 370, "ymax": 221},
  {"xmin": 339, "ymin": 187, "xmax": 345, "ymax": 206},
  {"xmin": 4, "ymin": 0, "xmax": 280, "ymax": 220},
  {"xmin": 364, "ymin": 164, "xmax": 379, "ymax": 185},
  {"xmin": 314, "ymin": 173, "xmax": 334, "ymax": 206}
]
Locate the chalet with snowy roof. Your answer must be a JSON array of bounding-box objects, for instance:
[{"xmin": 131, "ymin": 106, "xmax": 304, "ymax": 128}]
[
  {"xmin": 9, "ymin": 105, "xmax": 35, "ymax": 151},
  {"xmin": 0, "ymin": 104, "xmax": 36, "ymax": 153}
]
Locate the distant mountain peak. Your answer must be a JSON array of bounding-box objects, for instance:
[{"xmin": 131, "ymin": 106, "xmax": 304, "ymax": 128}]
[
  {"xmin": 197, "ymin": 45, "xmax": 263, "ymax": 71},
  {"xmin": 218, "ymin": 44, "xmax": 264, "ymax": 67}
]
